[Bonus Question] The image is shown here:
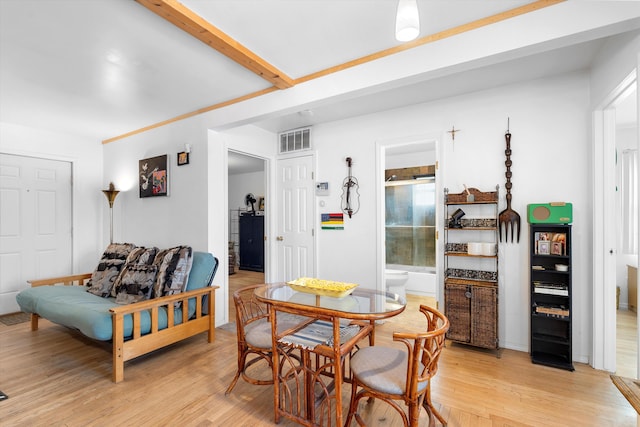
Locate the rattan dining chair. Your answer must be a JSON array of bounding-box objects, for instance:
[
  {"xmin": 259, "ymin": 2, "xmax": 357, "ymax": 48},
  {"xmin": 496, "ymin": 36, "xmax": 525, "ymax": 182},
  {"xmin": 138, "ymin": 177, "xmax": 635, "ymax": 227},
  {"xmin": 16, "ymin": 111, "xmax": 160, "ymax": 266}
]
[
  {"xmin": 225, "ymin": 284, "xmax": 272, "ymax": 395},
  {"xmin": 345, "ymin": 304, "xmax": 450, "ymax": 427},
  {"xmin": 225, "ymin": 284, "xmax": 303, "ymax": 395}
]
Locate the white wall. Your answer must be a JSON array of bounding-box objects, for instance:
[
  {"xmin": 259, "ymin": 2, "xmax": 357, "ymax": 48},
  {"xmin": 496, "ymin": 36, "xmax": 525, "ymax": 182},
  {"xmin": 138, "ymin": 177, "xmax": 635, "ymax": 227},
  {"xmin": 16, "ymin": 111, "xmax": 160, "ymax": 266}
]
[
  {"xmin": 0, "ymin": 122, "xmax": 104, "ymax": 272},
  {"xmin": 103, "ymin": 115, "xmax": 210, "ymax": 251},
  {"xmin": 229, "ymin": 171, "xmax": 265, "ymax": 213},
  {"xmin": 310, "ymin": 71, "xmax": 591, "ymax": 356},
  {"xmin": 590, "ymin": 30, "xmax": 640, "ymax": 111}
]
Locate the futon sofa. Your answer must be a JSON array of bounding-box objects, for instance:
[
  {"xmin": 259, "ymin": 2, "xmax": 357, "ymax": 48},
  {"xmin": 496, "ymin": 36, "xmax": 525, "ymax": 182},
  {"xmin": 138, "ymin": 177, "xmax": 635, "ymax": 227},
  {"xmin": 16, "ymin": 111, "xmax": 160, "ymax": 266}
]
[{"xmin": 16, "ymin": 244, "xmax": 219, "ymax": 382}]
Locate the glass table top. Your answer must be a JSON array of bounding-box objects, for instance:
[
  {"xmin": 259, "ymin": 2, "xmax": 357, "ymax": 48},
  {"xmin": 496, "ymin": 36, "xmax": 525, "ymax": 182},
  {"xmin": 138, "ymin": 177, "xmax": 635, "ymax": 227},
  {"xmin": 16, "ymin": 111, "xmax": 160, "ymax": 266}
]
[{"xmin": 254, "ymin": 282, "xmax": 406, "ymax": 320}]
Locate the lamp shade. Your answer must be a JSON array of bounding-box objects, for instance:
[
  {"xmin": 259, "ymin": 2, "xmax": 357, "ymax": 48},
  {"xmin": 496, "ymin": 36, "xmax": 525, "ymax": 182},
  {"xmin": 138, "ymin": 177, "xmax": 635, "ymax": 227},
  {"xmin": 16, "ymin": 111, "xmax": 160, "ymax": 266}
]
[
  {"xmin": 395, "ymin": 0, "xmax": 420, "ymax": 42},
  {"xmin": 102, "ymin": 182, "xmax": 120, "ymax": 208}
]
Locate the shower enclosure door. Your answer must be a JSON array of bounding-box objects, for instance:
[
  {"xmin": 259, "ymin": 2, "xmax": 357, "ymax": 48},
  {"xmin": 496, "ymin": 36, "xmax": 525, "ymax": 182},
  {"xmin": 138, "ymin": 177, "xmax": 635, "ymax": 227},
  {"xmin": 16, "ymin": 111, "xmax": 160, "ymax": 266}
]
[{"xmin": 385, "ymin": 179, "xmax": 436, "ymax": 269}]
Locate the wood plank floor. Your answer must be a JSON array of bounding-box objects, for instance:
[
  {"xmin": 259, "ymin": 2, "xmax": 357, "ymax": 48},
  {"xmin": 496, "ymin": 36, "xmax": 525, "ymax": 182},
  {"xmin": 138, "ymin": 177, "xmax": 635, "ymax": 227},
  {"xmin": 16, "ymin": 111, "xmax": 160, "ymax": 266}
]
[
  {"xmin": 0, "ymin": 275, "xmax": 636, "ymax": 426},
  {"xmin": 617, "ymin": 308, "xmax": 638, "ymax": 378}
]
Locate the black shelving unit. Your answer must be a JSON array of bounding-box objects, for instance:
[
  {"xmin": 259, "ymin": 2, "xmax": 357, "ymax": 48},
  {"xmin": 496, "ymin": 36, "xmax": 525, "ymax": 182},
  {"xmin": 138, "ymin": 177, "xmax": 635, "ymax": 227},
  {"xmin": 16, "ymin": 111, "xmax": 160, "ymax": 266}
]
[{"xmin": 530, "ymin": 223, "xmax": 574, "ymax": 371}]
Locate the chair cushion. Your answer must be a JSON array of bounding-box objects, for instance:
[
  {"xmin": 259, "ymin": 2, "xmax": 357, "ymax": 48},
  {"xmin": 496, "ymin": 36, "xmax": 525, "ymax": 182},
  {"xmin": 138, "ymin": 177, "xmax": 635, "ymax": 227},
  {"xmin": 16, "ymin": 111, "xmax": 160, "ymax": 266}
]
[
  {"xmin": 351, "ymin": 346, "xmax": 427, "ymax": 395},
  {"xmin": 245, "ymin": 318, "xmax": 273, "ymax": 349},
  {"xmin": 244, "ymin": 314, "xmax": 309, "ymax": 349}
]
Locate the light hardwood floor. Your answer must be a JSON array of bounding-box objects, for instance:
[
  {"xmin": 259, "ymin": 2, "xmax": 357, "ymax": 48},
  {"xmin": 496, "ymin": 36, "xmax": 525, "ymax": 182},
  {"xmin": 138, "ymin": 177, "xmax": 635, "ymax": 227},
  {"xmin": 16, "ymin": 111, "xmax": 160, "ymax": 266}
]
[
  {"xmin": 617, "ymin": 308, "xmax": 638, "ymax": 378},
  {"xmin": 0, "ymin": 275, "xmax": 636, "ymax": 426}
]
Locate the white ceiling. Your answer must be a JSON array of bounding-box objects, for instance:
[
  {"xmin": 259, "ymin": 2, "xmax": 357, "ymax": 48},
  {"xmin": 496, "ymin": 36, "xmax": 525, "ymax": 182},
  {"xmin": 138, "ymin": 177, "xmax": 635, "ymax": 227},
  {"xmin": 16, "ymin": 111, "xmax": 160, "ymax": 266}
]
[{"xmin": 0, "ymin": 0, "xmax": 638, "ymax": 149}]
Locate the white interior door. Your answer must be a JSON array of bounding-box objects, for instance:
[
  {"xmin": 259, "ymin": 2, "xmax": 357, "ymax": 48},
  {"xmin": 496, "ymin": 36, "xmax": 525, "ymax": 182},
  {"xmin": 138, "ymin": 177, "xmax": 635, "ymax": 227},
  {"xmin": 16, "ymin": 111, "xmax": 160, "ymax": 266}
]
[
  {"xmin": 0, "ymin": 154, "xmax": 72, "ymax": 314},
  {"xmin": 276, "ymin": 154, "xmax": 314, "ymax": 281}
]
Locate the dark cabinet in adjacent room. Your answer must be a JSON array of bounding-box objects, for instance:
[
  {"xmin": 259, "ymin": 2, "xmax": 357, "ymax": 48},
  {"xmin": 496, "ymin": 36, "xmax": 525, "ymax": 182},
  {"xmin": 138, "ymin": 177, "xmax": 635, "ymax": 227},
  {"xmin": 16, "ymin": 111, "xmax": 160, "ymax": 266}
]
[{"xmin": 239, "ymin": 214, "xmax": 264, "ymax": 272}]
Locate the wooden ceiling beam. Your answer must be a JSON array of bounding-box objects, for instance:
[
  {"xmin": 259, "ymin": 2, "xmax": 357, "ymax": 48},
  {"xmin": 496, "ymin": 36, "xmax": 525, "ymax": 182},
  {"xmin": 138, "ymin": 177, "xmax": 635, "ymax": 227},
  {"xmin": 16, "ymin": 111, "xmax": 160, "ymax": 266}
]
[
  {"xmin": 135, "ymin": 0, "xmax": 294, "ymax": 89},
  {"xmin": 106, "ymin": 0, "xmax": 565, "ymax": 144}
]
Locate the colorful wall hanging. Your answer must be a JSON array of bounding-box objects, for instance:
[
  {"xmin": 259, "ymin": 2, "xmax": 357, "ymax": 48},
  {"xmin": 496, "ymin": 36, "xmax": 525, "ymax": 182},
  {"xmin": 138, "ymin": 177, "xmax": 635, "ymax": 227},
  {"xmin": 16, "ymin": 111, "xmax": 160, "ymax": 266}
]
[
  {"xmin": 321, "ymin": 213, "xmax": 344, "ymax": 230},
  {"xmin": 139, "ymin": 154, "xmax": 168, "ymax": 198}
]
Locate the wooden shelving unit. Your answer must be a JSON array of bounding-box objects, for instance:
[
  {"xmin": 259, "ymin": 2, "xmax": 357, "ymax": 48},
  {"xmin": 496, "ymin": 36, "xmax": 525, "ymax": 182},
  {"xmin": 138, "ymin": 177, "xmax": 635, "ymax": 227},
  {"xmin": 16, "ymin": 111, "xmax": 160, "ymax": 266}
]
[{"xmin": 443, "ymin": 186, "xmax": 499, "ymax": 350}]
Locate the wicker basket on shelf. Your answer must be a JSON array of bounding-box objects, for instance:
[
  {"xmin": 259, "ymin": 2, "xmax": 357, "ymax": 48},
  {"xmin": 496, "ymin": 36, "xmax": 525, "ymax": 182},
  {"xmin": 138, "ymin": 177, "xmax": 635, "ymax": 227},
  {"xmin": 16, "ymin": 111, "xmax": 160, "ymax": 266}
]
[{"xmin": 445, "ymin": 187, "xmax": 498, "ymax": 204}]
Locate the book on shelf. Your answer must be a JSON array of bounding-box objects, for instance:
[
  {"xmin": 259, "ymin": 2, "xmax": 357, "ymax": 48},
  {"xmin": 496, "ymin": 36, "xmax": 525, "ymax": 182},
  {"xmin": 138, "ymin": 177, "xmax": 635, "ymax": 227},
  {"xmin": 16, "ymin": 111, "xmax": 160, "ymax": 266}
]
[
  {"xmin": 533, "ymin": 281, "xmax": 569, "ymax": 296},
  {"xmin": 534, "ymin": 304, "xmax": 569, "ymax": 317}
]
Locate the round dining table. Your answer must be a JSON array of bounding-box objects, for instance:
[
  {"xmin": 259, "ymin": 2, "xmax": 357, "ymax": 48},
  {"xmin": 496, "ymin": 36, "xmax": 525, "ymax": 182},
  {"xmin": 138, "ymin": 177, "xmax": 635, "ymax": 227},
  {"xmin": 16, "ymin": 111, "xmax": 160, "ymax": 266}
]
[{"xmin": 254, "ymin": 282, "xmax": 406, "ymax": 426}]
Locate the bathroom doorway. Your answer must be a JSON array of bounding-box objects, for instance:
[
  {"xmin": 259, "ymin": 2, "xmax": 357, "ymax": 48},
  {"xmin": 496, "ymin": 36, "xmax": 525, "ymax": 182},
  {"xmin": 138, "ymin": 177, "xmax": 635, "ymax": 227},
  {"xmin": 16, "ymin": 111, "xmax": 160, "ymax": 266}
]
[{"xmin": 376, "ymin": 135, "xmax": 441, "ymax": 306}]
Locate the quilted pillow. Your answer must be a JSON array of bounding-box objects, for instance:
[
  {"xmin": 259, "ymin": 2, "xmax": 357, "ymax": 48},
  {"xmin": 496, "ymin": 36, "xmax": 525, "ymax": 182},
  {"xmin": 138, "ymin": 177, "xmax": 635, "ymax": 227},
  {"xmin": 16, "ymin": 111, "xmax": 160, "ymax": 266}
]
[
  {"xmin": 86, "ymin": 243, "xmax": 137, "ymax": 297},
  {"xmin": 114, "ymin": 264, "xmax": 159, "ymax": 304},
  {"xmin": 110, "ymin": 246, "xmax": 158, "ymax": 297},
  {"xmin": 153, "ymin": 246, "xmax": 194, "ymax": 298}
]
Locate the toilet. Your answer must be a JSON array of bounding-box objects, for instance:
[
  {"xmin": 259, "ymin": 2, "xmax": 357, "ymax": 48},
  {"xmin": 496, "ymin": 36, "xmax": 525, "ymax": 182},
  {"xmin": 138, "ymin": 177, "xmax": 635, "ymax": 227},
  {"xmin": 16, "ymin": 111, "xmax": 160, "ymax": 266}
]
[{"xmin": 385, "ymin": 269, "xmax": 409, "ymax": 300}]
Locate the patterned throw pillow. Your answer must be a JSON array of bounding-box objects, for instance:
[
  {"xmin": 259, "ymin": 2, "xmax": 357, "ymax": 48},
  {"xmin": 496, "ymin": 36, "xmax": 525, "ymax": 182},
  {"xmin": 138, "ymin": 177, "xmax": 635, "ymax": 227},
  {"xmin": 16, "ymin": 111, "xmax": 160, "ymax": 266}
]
[
  {"xmin": 114, "ymin": 264, "xmax": 159, "ymax": 304},
  {"xmin": 110, "ymin": 246, "xmax": 158, "ymax": 297},
  {"xmin": 153, "ymin": 246, "xmax": 194, "ymax": 298},
  {"xmin": 125, "ymin": 246, "xmax": 158, "ymax": 265},
  {"xmin": 86, "ymin": 243, "xmax": 137, "ymax": 297}
]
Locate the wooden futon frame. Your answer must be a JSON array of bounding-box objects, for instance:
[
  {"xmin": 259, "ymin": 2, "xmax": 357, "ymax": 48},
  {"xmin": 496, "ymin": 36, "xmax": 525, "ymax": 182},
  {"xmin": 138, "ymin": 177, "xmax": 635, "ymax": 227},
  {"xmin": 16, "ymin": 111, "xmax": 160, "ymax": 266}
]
[{"xmin": 28, "ymin": 274, "xmax": 218, "ymax": 383}]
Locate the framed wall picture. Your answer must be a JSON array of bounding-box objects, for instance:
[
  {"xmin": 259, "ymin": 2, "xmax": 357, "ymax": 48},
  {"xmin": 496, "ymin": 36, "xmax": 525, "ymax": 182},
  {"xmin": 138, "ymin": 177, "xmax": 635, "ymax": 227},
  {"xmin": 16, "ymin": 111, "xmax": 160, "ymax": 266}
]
[
  {"xmin": 139, "ymin": 155, "xmax": 168, "ymax": 198},
  {"xmin": 258, "ymin": 197, "xmax": 265, "ymax": 211},
  {"xmin": 177, "ymin": 152, "xmax": 189, "ymax": 166}
]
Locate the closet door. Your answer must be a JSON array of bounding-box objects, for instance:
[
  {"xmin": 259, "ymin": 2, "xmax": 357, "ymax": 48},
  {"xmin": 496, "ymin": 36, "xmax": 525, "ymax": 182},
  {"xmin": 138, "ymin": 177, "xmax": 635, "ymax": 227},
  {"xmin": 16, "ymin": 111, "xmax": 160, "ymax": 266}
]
[{"xmin": 0, "ymin": 154, "xmax": 72, "ymax": 314}]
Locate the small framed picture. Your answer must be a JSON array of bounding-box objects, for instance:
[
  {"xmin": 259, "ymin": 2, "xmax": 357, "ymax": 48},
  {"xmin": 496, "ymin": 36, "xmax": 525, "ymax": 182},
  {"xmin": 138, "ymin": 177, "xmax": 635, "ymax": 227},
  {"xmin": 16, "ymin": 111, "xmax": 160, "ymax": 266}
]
[
  {"xmin": 177, "ymin": 152, "xmax": 189, "ymax": 166},
  {"xmin": 537, "ymin": 240, "xmax": 550, "ymax": 255},
  {"xmin": 551, "ymin": 241, "xmax": 564, "ymax": 256},
  {"xmin": 535, "ymin": 232, "xmax": 550, "ymax": 241},
  {"xmin": 258, "ymin": 197, "xmax": 265, "ymax": 211}
]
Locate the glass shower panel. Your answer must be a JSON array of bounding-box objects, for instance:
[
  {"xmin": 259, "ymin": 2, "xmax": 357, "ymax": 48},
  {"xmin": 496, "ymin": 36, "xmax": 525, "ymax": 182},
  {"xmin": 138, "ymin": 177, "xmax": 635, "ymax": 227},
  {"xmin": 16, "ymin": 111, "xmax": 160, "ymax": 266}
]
[{"xmin": 385, "ymin": 180, "xmax": 436, "ymax": 267}]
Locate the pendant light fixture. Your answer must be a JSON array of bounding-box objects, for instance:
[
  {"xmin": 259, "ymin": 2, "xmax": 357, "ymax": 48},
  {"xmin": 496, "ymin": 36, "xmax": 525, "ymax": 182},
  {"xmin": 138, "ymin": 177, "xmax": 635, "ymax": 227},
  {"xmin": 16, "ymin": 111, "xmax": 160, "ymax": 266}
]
[{"xmin": 395, "ymin": 0, "xmax": 420, "ymax": 42}]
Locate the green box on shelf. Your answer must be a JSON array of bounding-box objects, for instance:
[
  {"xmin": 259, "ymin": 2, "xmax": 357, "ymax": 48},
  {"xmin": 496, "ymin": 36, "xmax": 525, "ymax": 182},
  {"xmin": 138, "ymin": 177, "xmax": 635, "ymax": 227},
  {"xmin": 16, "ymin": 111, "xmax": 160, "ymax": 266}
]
[{"xmin": 527, "ymin": 203, "xmax": 573, "ymax": 224}]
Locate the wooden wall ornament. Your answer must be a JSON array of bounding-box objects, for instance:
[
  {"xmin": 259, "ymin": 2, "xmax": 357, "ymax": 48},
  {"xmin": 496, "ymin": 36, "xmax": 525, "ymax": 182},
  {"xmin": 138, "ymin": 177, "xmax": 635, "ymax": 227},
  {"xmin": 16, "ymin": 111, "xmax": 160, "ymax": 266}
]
[
  {"xmin": 498, "ymin": 118, "xmax": 521, "ymax": 242},
  {"xmin": 341, "ymin": 157, "xmax": 360, "ymax": 218}
]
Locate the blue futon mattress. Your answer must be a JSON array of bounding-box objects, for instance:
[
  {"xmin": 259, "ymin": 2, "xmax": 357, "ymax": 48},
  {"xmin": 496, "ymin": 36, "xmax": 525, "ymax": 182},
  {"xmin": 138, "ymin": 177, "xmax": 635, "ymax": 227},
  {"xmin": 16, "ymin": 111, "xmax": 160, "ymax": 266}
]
[{"xmin": 16, "ymin": 285, "xmax": 189, "ymax": 341}]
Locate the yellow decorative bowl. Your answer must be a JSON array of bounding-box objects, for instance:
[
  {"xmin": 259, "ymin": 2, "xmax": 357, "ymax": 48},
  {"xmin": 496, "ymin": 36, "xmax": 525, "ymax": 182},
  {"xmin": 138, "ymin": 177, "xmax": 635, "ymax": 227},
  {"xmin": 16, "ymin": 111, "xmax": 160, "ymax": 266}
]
[{"xmin": 287, "ymin": 277, "xmax": 359, "ymax": 298}]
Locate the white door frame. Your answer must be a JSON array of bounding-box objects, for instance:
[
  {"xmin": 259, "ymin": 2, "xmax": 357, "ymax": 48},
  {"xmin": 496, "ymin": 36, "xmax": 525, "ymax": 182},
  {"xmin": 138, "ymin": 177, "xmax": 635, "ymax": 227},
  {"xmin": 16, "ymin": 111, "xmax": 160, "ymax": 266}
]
[
  {"xmin": 375, "ymin": 133, "xmax": 442, "ymax": 299},
  {"xmin": 592, "ymin": 70, "xmax": 638, "ymax": 372}
]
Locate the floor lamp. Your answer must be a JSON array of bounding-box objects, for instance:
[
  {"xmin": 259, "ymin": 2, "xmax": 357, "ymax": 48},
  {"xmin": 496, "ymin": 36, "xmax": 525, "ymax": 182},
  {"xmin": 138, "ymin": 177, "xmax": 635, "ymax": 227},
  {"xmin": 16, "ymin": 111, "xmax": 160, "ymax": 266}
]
[{"xmin": 102, "ymin": 182, "xmax": 120, "ymax": 244}]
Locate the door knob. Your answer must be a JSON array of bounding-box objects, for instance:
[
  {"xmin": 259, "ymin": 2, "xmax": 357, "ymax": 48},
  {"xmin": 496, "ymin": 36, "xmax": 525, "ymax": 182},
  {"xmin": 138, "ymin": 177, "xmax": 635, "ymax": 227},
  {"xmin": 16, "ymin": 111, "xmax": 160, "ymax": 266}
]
[{"xmin": 276, "ymin": 236, "xmax": 284, "ymax": 241}]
